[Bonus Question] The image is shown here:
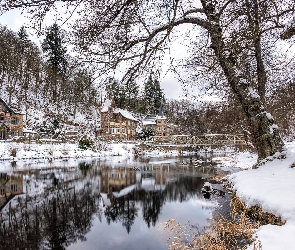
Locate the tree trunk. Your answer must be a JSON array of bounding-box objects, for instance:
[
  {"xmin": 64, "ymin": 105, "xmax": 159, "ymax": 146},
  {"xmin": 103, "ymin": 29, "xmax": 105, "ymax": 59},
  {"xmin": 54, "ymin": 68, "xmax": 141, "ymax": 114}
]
[
  {"xmin": 252, "ymin": 0, "xmax": 267, "ymax": 104},
  {"xmin": 202, "ymin": 1, "xmax": 284, "ymax": 160}
]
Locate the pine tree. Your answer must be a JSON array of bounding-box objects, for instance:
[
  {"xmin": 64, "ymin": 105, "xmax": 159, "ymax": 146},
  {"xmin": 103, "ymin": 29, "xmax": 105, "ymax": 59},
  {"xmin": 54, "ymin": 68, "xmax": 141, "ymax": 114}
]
[
  {"xmin": 124, "ymin": 79, "xmax": 139, "ymax": 111},
  {"xmin": 42, "ymin": 23, "xmax": 68, "ymax": 102},
  {"xmin": 17, "ymin": 26, "xmax": 32, "ymax": 113},
  {"xmin": 153, "ymin": 78, "xmax": 165, "ymax": 112},
  {"xmin": 18, "ymin": 26, "xmax": 30, "ymax": 54},
  {"xmin": 105, "ymin": 77, "xmax": 126, "ymax": 108},
  {"xmin": 42, "ymin": 23, "xmax": 67, "ymax": 76},
  {"xmin": 142, "ymin": 73, "xmax": 165, "ymax": 114},
  {"xmin": 143, "ymin": 74, "xmax": 154, "ymax": 113}
]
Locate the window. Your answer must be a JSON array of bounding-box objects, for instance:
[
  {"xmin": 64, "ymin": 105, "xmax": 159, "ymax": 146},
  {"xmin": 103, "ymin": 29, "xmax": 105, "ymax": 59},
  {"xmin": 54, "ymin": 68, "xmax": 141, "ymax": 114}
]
[
  {"xmin": 0, "ymin": 114, "xmax": 4, "ymax": 122},
  {"xmin": 11, "ymin": 117, "xmax": 19, "ymax": 125},
  {"xmin": 122, "ymin": 128, "xmax": 125, "ymax": 133},
  {"xmin": 0, "ymin": 131, "xmax": 5, "ymax": 140},
  {"xmin": 11, "ymin": 184, "xmax": 18, "ymax": 192},
  {"xmin": 116, "ymin": 128, "xmax": 120, "ymax": 133},
  {"xmin": 110, "ymin": 128, "xmax": 115, "ymax": 134},
  {"xmin": 10, "ymin": 130, "xmax": 18, "ymax": 137}
]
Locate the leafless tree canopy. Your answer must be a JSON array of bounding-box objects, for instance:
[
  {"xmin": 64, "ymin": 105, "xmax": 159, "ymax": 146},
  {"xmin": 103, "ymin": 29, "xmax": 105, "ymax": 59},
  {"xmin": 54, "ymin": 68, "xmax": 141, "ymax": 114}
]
[{"xmin": 1, "ymin": 1, "xmax": 294, "ymax": 81}]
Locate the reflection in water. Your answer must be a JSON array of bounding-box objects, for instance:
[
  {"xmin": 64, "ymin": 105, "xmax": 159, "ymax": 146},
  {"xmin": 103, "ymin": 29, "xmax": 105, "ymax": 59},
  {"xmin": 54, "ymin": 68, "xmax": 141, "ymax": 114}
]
[
  {"xmin": 0, "ymin": 157, "xmax": 218, "ymax": 250},
  {"xmin": 0, "ymin": 163, "xmax": 101, "ymax": 250}
]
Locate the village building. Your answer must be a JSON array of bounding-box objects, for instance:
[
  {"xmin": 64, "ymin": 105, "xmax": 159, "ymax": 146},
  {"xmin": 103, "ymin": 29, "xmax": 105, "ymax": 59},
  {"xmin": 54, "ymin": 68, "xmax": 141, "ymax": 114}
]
[
  {"xmin": 141, "ymin": 104, "xmax": 170, "ymax": 136},
  {"xmin": 0, "ymin": 98, "xmax": 24, "ymax": 140},
  {"xmin": 99, "ymin": 98, "xmax": 138, "ymax": 140}
]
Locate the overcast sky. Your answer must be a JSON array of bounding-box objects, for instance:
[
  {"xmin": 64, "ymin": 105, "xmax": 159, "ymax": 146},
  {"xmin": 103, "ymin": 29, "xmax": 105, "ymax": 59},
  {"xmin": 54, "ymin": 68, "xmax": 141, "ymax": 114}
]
[{"xmin": 0, "ymin": 9, "xmax": 188, "ymax": 100}]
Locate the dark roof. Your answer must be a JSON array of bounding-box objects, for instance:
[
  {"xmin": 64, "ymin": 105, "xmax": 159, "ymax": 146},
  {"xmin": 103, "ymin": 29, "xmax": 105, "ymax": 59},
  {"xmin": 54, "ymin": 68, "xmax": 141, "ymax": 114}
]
[{"xmin": 0, "ymin": 97, "xmax": 16, "ymax": 113}]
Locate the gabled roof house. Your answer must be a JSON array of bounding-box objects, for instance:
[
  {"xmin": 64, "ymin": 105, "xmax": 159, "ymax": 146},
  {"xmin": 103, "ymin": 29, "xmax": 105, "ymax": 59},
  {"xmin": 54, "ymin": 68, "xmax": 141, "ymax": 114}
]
[
  {"xmin": 141, "ymin": 104, "xmax": 170, "ymax": 136},
  {"xmin": 0, "ymin": 98, "xmax": 24, "ymax": 140},
  {"xmin": 99, "ymin": 98, "xmax": 138, "ymax": 140}
]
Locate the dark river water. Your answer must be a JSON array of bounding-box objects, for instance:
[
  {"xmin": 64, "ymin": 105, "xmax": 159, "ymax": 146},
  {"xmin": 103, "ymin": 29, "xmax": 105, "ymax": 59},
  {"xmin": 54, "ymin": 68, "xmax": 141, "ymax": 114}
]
[{"xmin": 0, "ymin": 155, "xmax": 225, "ymax": 250}]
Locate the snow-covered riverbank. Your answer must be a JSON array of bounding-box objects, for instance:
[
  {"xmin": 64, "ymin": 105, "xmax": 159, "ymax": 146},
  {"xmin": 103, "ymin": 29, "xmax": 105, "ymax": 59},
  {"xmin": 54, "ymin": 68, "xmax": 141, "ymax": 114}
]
[
  {"xmin": 229, "ymin": 141, "xmax": 295, "ymax": 250},
  {"xmin": 0, "ymin": 141, "xmax": 137, "ymax": 160}
]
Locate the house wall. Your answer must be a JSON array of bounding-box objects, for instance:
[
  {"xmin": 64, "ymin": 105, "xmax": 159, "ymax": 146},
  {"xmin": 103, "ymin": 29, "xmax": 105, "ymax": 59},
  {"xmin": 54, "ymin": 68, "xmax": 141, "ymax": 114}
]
[
  {"xmin": 0, "ymin": 109, "xmax": 24, "ymax": 140},
  {"xmin": 100, "ymin": 109, "xmax": 137, "ymax": 140},
  {"xmin": 142, "ymin": 116, "xmax": 170, "ymax": 137},
  {"xmin": 156, "ymin": 119, "xmax": 168, "ymax": 136},
  {"xmin": 9, "ymin": 113, "xmax": 23, "ymax": 137}
]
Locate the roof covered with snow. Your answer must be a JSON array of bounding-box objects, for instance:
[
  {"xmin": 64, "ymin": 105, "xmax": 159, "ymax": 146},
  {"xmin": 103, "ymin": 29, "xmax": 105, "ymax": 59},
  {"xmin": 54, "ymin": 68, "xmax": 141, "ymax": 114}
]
[
  {"xmin": 156, "ymin": 114, "xmax": 166, "ymax": 120},
  {"xmin": 142, "ymin": 120, "xmax": 156, "ymax": 126},
  {"xmin": 100, "ymin": 193, "xmax": 111, "ymax": 206},
  {"xmin": 114, "ymin": 108, "xmax": 138, "ymax": 121},
  {"xmin": 101, "ymin": 98, "xmax": 138, "ymax": 121},
  {"xmin": 142, "ymin": 114, "xmax": 157, "ymax": 125},
  {"xmin": 0, "ymin": 97, "xmax": 22, "ymax": 114},
  {"xmin": 142, "ymin": 113, "xmax": 166, "ymax": 125}
]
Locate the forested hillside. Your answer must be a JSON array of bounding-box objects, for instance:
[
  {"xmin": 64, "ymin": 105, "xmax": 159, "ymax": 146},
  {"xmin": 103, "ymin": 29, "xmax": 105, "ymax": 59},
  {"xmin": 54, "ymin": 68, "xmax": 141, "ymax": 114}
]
[
  {"xmin": 0, "ymin": 23, "xmax": 294, "ymax": 140},
  {"xmin": 0, "ymin": 24, "xmax": 100, "ymax": 132}
]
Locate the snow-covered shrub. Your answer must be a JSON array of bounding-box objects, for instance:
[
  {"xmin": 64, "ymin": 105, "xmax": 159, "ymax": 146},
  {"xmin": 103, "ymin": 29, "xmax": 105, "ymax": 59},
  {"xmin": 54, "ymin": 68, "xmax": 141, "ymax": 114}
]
[
  {"xmin": 10, "ymin": 148, "xmax": 17, "ymax": 157},
  {"xmin": 137, "ymin": 127, "xmax": 155, "ymax": 141},
  {"xmin": 78, "ymin": 136, "xmax": 93, "ymax": 150}
]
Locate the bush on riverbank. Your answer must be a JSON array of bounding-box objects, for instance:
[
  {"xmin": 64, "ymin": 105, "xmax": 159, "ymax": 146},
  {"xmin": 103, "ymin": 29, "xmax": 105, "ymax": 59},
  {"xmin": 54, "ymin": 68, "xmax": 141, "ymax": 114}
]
[{"xmin": 162, "ymin": 194, "xmax": 284, "ymax": 250}]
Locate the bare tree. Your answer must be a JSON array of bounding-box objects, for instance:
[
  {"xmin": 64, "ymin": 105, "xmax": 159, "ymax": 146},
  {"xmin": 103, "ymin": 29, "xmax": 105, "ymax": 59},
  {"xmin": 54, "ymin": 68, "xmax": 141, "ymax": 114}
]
[{"xmin": 1, "ymin": 0, "xmax": 294, "ymax": 160}]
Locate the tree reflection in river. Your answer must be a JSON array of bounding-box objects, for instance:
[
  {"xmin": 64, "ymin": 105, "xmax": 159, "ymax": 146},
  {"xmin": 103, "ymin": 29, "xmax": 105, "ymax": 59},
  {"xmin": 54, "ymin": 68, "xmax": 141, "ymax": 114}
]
[
  {"xmin": 0, "ymin": 162, "xmax": 101, "ymax": 250},
  {"xmin": 0, "ymin": 157, "xmax": 217, "ymax": 249}
]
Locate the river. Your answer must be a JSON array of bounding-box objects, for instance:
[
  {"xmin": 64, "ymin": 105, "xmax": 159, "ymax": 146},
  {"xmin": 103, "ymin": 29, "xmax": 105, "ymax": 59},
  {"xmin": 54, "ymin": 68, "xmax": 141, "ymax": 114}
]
[{"xmin": 0, "ymin": 154, "xmax": 228, "ymax": 250}]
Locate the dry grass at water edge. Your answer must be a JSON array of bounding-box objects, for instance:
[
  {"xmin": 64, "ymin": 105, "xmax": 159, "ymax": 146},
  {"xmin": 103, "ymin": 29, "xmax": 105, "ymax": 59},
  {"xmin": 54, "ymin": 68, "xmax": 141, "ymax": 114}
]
[{"xmin": 160, "ymin": 194, "xmax": 284, "ymax": 250}]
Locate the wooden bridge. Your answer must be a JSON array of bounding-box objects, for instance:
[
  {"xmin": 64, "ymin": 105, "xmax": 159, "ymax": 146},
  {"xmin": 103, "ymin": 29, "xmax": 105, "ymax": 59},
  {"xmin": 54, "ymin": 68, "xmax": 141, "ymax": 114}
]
[{"xmin": 146, "ymin": 134, "xmax": 247, "ymax": 147}]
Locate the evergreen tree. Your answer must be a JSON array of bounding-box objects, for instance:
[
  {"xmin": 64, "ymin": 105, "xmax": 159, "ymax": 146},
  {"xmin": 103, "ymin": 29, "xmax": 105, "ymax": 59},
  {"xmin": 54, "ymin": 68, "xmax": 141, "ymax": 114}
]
[
  {"xmin": 42, "ymin": 23, "xmax": 67, "ymax": 76},
  {"xmin": 124, "ymin": 79, "xmax": 139, "ymax": 111},
  {"xmin": 41, "ymin": 23, "xmax": 68, "ymax": 101},
  {"xmin": 105, "ymin": 77, "xmax": 121, "ymax": 107},
  {"xmin": 153, "ymin": 78, "xmax": 165, "ymax": 112},
  {"xmin": 137, "ymin": 127, "xmax": 155, "ymax": 141},
  {"xmin": 142, "ymin": 73, "xmax": 165, "ymax": 114},
  {"xmin": 39, "ymin": 118, "xmax": 65, "ymax": 140},
  {"xmin": 105, "ymin": 77, "xmax": 128, "ymax": 109},
  {"xmin": 143, "ymin": 74, "xmax": 154, "ymax": 113},
  {"xmin": 17, "ymin": 26, "xmax": 37, "ymax": 112},
  {"xmin": 18, "ymin": 26, "xmax": 30, "ymax": 53}
]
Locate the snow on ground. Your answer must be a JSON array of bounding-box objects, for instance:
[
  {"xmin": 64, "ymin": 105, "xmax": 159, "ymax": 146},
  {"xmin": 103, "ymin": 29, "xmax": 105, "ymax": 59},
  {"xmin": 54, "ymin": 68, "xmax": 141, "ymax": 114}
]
[
  {"xmin": 229, "ymin": 141, "xmax": 295, "ymax": 250},
  {"xmin": 212, "ymin": 151, "xmax": 258, "ymax": 169},
  {"xmin": 0, "ymin": 141, "xmax": 137, "ymax": 168}
]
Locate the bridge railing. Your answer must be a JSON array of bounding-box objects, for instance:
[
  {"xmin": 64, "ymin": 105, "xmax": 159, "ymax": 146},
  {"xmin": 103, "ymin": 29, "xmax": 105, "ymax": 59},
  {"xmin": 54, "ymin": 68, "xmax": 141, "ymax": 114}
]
[{"xmin": 148, "ymin": 134, "xmax": 247, "ymax": 146}]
